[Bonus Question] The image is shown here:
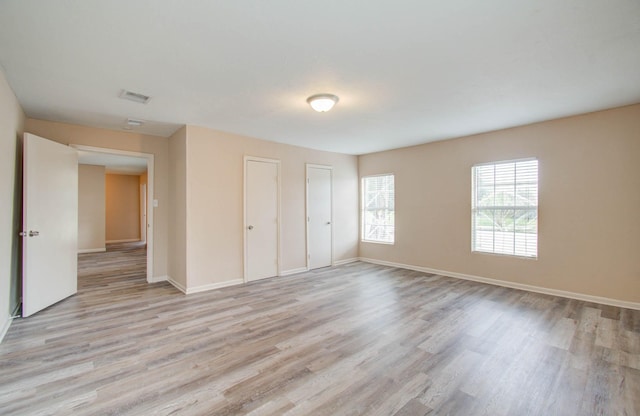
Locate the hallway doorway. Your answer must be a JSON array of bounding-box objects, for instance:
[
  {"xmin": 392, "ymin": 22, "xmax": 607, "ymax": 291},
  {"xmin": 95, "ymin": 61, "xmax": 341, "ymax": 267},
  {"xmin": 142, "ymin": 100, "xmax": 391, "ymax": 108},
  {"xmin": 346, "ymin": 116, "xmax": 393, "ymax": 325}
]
[{"xmin": 74, "ymin": 145, "xmax": 155, "ymax": 283}]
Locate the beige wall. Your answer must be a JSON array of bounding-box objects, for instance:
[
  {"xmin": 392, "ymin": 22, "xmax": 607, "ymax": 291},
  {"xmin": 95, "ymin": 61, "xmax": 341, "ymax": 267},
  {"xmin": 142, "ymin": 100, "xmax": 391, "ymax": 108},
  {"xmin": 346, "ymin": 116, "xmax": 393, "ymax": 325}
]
[
  {"xmin": 25, "ymin": 119, "xmax": 169, "ymax": 279},
  {"xmin": 0, "ymin": 70, "xmax": 25, "ymax": 335},
  {"xmin": 105, "ymin": 174, "xmax": 140, "ymax": 242},
  {"xmin": 359, "ymin": 104, "xmax": 640, "ymax": 303},
  {"xmin": 180, "ymin": 125, "xmax": 359, "ymax": 290},
  {"xmin": 168, "ymin": 127, "xmax": 187, "ymax": 288},
  {"xmin": 13, "ymin": 88, "xmax": 635, "ymax": 310},
  {"xmin": 78, "ymin": 164, "xmax": 105, "ymax": 251}
]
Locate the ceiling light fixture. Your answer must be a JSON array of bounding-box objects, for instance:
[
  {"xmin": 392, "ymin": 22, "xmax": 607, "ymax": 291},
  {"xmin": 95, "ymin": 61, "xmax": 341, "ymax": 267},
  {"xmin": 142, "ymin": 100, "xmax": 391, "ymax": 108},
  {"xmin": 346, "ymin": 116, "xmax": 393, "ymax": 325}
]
[{"xmin": 307, "ymin": 93, "xmax": 339, "ymax": 112}]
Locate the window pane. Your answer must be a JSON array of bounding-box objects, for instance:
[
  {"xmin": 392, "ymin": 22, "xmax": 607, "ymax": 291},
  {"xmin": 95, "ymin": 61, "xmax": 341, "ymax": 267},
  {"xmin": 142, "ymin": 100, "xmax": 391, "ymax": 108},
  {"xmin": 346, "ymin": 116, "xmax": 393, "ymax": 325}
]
[
  {"xmin": 476, "ymin": 185, "xmax": 495, "ymax": 207},
  {"xmin": 361, "ymin": 174, "xmax": 395, "ymax": 243},
  {"xmin": 472, "ymin": 159, "xmax": 538, "ymax": 257},
  {"xmin": 494, "ymin": 184, "xmax": 514, "ymax": 207}
]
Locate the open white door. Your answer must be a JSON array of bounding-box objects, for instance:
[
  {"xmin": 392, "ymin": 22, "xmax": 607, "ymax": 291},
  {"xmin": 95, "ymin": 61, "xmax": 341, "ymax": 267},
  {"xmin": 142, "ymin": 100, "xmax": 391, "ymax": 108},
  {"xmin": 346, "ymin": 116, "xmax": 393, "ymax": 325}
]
[
  {"xmin": 307, "ymin": 165, "xmax": 332, "ymax": 269},
  {"xmin": 22, "ymin": 133, "xmax": 78, "ymax": 317}
]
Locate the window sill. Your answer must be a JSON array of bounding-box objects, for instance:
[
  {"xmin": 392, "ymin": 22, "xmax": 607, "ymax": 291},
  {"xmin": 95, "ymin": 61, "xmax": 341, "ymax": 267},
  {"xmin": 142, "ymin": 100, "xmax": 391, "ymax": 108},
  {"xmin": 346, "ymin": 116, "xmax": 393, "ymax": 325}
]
[
  {"xmin": 471, "ymin": 250, "xmax": 537, "ymax": 260},
  {"xmin": 361, "ymin": 240, "xmax": 394, "ymax": 245}
]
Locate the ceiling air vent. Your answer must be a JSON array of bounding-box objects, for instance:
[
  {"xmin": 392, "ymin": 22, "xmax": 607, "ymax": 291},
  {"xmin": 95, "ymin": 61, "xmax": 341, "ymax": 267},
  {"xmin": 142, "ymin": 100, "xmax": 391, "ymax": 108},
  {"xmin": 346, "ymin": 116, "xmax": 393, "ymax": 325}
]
[
  {"xmin": 119, "ymin": 89, "xmax": 151, "ymax": 104},
  {"xmin": 126, "ymin": 118, "xmax": 145, "ymax": 126}
]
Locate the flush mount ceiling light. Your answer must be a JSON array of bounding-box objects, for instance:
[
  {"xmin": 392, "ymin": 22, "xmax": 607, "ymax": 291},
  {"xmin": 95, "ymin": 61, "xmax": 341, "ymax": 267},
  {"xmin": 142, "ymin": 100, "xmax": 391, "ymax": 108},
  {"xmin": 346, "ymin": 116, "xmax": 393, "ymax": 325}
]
[
  {"xmin": 307, "ymin": 93, "xmax": 339, "ymax": 112},
  {"xmin": 119, "ymin": 89, "xmax": 151, "ymax": 104}
]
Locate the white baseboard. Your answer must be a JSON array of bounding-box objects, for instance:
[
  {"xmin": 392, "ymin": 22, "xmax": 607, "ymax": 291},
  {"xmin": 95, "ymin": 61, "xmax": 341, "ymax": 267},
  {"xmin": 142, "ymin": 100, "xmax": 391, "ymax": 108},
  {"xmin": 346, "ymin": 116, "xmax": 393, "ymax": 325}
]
[
  {"xmin": 280, "ymin": 267, "xmax": 308, "ymax": 276},
  {"xmin": 333, "ymin": 258, "xmax": 359, "ymax": 266},
  {"xmin": 166, "ymin": 276, "xmax": 244, "ymax": 294},
  {"xmin": 148, "ymin": 275, "xmax": 168, "ymax": 283},
  {"xmin": 1, "ymin": 303, "xmax": 21, "ymax": 343},
  {"xmin": 106, "ymin": 239, "xmax": 141, "ymax": 244},
  {"xmin": 0, "ymin": 316, "xmax": 11, "ymax": 344},
  {"xmin": 185, "ymin": 279, "xmax": 244, "ymax": 294},
  {"xmin": 78, "ymin": 248, "xmax": 106, "ymax": 254},
  {"xmin": 167, "ymin": 277, "xmax": 186, "ymax": 294},
  {"xmin": 359, "ymin": 257, "xmax": 640, "ymax": 311},
  {"xmin": 280, "ymin": 258, "xmax": 359, "ymax": 275}
]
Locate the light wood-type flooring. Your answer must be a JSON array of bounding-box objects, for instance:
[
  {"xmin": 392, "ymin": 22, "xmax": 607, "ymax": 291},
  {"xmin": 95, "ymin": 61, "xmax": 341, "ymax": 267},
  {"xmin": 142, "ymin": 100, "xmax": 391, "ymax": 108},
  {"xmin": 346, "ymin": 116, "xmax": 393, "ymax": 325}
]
[{"xmin": 1, "ymin": 243, "xmax": 639, "ymax": 415}]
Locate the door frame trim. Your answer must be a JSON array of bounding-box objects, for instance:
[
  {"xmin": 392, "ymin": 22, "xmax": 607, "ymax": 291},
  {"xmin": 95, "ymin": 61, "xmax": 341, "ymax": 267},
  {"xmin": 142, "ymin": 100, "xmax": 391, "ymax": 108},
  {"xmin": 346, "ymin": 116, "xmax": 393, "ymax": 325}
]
[
  {"xmin": 306, "ymin": 163, "xmax": 333, "ymax": 270},
  {"xmin": 70, "ymin": 144, "xmax": 155, "ymax": 283},
  {"xmin": 243, "ymin": 156, "xmax": 281, "ymax": 282},
  {"xmin": 140, "ymin": 183, "xmax": 147, "ymax": 243}
]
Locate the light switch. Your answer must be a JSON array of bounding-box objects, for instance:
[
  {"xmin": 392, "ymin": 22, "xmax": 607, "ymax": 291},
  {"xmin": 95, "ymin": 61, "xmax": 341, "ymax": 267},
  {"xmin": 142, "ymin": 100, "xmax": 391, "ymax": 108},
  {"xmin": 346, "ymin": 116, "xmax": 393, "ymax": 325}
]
[{"xmin": 153, "ymin": 199, "xmax": 159, "ymax": 208}]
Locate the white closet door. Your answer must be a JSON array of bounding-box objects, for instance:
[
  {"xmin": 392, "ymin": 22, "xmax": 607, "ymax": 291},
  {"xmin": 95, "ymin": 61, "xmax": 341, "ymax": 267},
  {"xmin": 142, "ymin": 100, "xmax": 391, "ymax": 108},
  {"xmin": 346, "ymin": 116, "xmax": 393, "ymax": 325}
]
[
  {"xmin": 307, "ymin": 165, "xmax": 332, "ymax": 269},
  {"xmin": 245, "ymin": 158, "xmax": 279, "ymax": 281}
]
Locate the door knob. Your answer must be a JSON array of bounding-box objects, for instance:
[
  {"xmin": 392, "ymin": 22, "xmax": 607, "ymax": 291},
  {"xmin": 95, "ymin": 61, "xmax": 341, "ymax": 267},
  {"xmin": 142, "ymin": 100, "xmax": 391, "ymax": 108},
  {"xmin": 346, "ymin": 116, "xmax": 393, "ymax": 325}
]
[
  {"xmin": 248, "ymin": 225, "xmax": 254, "ymax": 230},
  {"xmin": 29, "ymin": 230, "xmax": 40, "ymax": 237}
]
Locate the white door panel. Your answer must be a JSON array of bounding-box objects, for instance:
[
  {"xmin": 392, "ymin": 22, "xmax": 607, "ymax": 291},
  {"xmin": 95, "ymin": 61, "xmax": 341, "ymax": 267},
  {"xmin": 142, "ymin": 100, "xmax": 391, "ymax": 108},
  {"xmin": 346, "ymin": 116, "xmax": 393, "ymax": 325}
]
[
  {"xmin": 245, "ymin": 159, "xmax": 279, "ymax": 281},
  {"xmin": 22, "ymin": 133, "xmax": 78, "ymax": 317},
  {"xmin": 307, "ymin": 166, "xmax": 332, "ymax": 269}
]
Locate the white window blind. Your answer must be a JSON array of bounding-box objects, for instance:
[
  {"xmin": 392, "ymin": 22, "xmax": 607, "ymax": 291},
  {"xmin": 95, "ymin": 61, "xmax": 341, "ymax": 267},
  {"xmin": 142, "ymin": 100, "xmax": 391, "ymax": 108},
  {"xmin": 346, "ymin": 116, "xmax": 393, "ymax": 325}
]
[
  {"xmin": 362, "ymin": 174, "xmax": 395, "ymax": 243},
  {"xmin": 472, "ymin": 159, "xmax": 538, "ymax": 258}
]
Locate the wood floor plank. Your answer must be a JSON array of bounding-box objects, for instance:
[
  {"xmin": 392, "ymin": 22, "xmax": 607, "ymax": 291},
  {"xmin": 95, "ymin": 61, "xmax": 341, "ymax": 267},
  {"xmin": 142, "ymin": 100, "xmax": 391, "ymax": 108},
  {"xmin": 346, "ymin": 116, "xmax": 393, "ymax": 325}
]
[{"xmin": 0, "ymin": 242, "xmax": 639, "ymax": 415}]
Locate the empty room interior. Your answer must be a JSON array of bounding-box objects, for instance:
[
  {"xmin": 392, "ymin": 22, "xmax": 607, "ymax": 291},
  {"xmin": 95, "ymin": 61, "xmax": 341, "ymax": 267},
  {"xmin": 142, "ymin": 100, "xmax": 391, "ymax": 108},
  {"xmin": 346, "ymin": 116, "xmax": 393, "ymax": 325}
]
[{"xmin": 0, "ymin": 1, "xmax": 639, "ymax": 415}]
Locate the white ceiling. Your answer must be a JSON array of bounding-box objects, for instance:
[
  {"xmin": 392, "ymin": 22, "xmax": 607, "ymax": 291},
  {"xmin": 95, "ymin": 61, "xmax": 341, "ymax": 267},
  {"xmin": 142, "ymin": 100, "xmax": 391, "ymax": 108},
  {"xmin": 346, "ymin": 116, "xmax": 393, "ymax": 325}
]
[{"xmin": 1, "ymin": 0, "xmax": 639, "ymax": 155}]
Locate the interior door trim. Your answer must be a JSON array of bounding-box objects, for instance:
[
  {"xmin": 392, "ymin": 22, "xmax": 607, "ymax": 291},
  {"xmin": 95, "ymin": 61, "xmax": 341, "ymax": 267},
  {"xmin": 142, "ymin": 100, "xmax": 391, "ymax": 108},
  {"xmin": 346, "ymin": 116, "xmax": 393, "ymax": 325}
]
[
  {"xmin": 243, "ymin": 156, "xmax": 281, "ymax": 282},
  {"xmin": 306, "ymin": 163, "xmax": 333, "ymax": 270}
]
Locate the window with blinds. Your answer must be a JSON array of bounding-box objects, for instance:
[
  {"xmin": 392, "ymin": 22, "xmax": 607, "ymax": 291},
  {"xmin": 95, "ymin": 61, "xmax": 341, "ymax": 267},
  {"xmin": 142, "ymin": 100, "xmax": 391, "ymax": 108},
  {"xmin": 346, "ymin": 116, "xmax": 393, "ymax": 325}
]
[
  {"xmin": 361, "ymin": 174, "xmax": 395, "ymax": 244},
  {"xmin": 472, "ymin": 159, "xmax": 538, "ymax": 258}
]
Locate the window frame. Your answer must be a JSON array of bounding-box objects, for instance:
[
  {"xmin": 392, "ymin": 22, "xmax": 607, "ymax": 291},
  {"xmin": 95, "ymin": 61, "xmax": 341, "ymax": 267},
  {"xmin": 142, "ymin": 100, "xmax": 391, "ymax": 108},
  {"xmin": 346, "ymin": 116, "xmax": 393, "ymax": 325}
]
[
  {"xmin": 471, "ymin": 158, "xmax": 538, "ymax": 259},
  {"xmin": 361, "ymin": 173, "xmax": 395, "ymax": 245}
]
